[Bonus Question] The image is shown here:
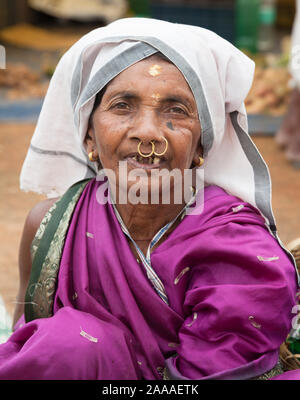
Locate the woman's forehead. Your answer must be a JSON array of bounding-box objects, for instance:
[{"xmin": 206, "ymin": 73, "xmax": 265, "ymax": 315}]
[
  {"xmin": 110, "ymin": 55, "xmax": 177, "ymax": 79},
  {"xmin": 102, "ymin": 56, "xmax": 194, "ymax": 100}
]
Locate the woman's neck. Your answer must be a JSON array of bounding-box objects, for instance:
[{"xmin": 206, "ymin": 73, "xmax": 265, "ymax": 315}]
[{"xmin": 115, "ymin": 202, "xmax": 185, "ymax": 244}]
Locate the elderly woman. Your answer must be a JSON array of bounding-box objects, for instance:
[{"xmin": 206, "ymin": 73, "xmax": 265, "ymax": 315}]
[{"xmin": 0, "ymin": 18, "xmax": 298, "ymax": 380}]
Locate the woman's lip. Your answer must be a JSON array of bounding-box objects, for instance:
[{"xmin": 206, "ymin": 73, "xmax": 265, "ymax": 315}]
[{"xmin": 125, "ymin": 156, "xmax": 166, "ymax": 170}]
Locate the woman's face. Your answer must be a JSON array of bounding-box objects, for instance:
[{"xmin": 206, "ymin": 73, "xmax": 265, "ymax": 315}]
[{"xmin": 87, "ymin": 55, "xmax": 202, "ymax": 199}]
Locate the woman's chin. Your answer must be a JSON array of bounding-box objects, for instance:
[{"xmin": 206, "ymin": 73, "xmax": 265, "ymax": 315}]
[{"xmin": 116, "ymin": 177, "xmax": 181, "ymax": 206}]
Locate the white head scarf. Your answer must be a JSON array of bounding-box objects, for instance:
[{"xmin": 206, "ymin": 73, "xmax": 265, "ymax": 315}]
[{"xmin": 20, "ymin": 17, "xmax": 277, "ymax": 234}]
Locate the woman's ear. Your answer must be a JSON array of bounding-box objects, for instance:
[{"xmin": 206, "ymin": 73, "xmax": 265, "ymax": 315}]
[
  {"xmin": 191, "ymin": 141, "xmax": 204, "ymax": 168},
  {"xmin": 85, "ymin": 126, "xmax": 100, "ymax": 164},
  {"xmin": 85, "ymin": 126, "xmax": 96, "ymax": 154}
]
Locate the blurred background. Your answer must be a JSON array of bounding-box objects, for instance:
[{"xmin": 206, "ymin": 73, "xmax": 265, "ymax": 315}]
[{"xmin": 0, "ymin": 0, "xmax": 299, "ymax": 322}]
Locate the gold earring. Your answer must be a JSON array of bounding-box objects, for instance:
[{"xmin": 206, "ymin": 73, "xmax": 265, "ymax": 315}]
[
  {"xmin": 88, "ymin": 151, "xmax": 97, "ymax": 162},
  {"xmin": 198, "ymin": 156, "xmax": 204, "ymax": 167}
]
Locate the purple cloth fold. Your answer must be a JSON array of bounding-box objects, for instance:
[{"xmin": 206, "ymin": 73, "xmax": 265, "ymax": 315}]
[{"xmin": 0, "ymin": 179, "xmax": 297, "ymax": 379}]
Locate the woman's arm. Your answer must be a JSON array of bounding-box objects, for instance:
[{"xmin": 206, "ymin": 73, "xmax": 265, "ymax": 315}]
[
  {"xmin": 13, "ymin": 197, "xmax": 59, "ymax": 328},
  {"xmin": 165, "ymin": 220, "xmax": 298, "ymax": 380}
]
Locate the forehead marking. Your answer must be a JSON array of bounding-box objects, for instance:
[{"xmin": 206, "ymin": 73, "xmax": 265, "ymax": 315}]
[
  {"xmin": 151, "ymin": 93, "xmax": 161, "ymax": 101},
  {"xmin": 149, "ymin": 64, "xmax": 162, "ymax": 76}
]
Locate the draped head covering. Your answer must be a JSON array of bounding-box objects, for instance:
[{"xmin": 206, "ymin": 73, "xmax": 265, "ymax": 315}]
[{"xmin": 20, "ymin": 17, "xmax": 280, "ymax": 240}]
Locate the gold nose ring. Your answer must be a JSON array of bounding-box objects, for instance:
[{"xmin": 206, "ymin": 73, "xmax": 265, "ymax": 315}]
[
  {"xmin": 137, "ymin": 141, "xmax": 155, "ymax": 158},
  {"xmin": 153, "ymin": 137, "xmax": 168, "ymax": 157}
]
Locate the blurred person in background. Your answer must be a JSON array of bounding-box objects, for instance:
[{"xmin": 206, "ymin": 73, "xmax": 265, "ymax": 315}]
[{"xmin": 276, "ymin": 0, "xmax": 300, "ymax": 166}]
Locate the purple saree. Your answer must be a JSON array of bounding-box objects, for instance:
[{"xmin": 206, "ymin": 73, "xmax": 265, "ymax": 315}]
[{"xmin": 0, "ymin": 179, "xmax": 298, "ymax": 380}]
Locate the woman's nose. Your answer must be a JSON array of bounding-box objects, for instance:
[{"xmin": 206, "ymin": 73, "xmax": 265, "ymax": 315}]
[{"xmin": 128, "ymin": 109, "xmax": 162, "ymax": 144}]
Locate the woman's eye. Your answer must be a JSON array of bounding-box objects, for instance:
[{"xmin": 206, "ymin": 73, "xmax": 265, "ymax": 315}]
[
  {"xmin": 168, "ymin": 106, "xmax": 187, "ymax": 115},
  {"xmin": 111, "ymin": 102, "xmax": 129, "ymax": 110}
]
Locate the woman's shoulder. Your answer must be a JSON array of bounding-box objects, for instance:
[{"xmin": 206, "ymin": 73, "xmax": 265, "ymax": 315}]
[
  {"xmin": 25, "ymin": 177, "xmax": 93, "ymax": 236},
  {"xmin": 199, "ymin": 184, "xmax": 264, "ymax": 223},
  {"xmin": 25, "ymin": 178, "xmax": 93, "ymax": 235},
  {"xmin": 25, "ymin": 197, "xmax": 60, "ymax": 236}
]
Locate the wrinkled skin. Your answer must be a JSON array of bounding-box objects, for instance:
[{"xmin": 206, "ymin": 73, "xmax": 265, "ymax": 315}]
[{"xmin": 85, "ymin": 55, "xmax": 203, "ymax": 255}]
